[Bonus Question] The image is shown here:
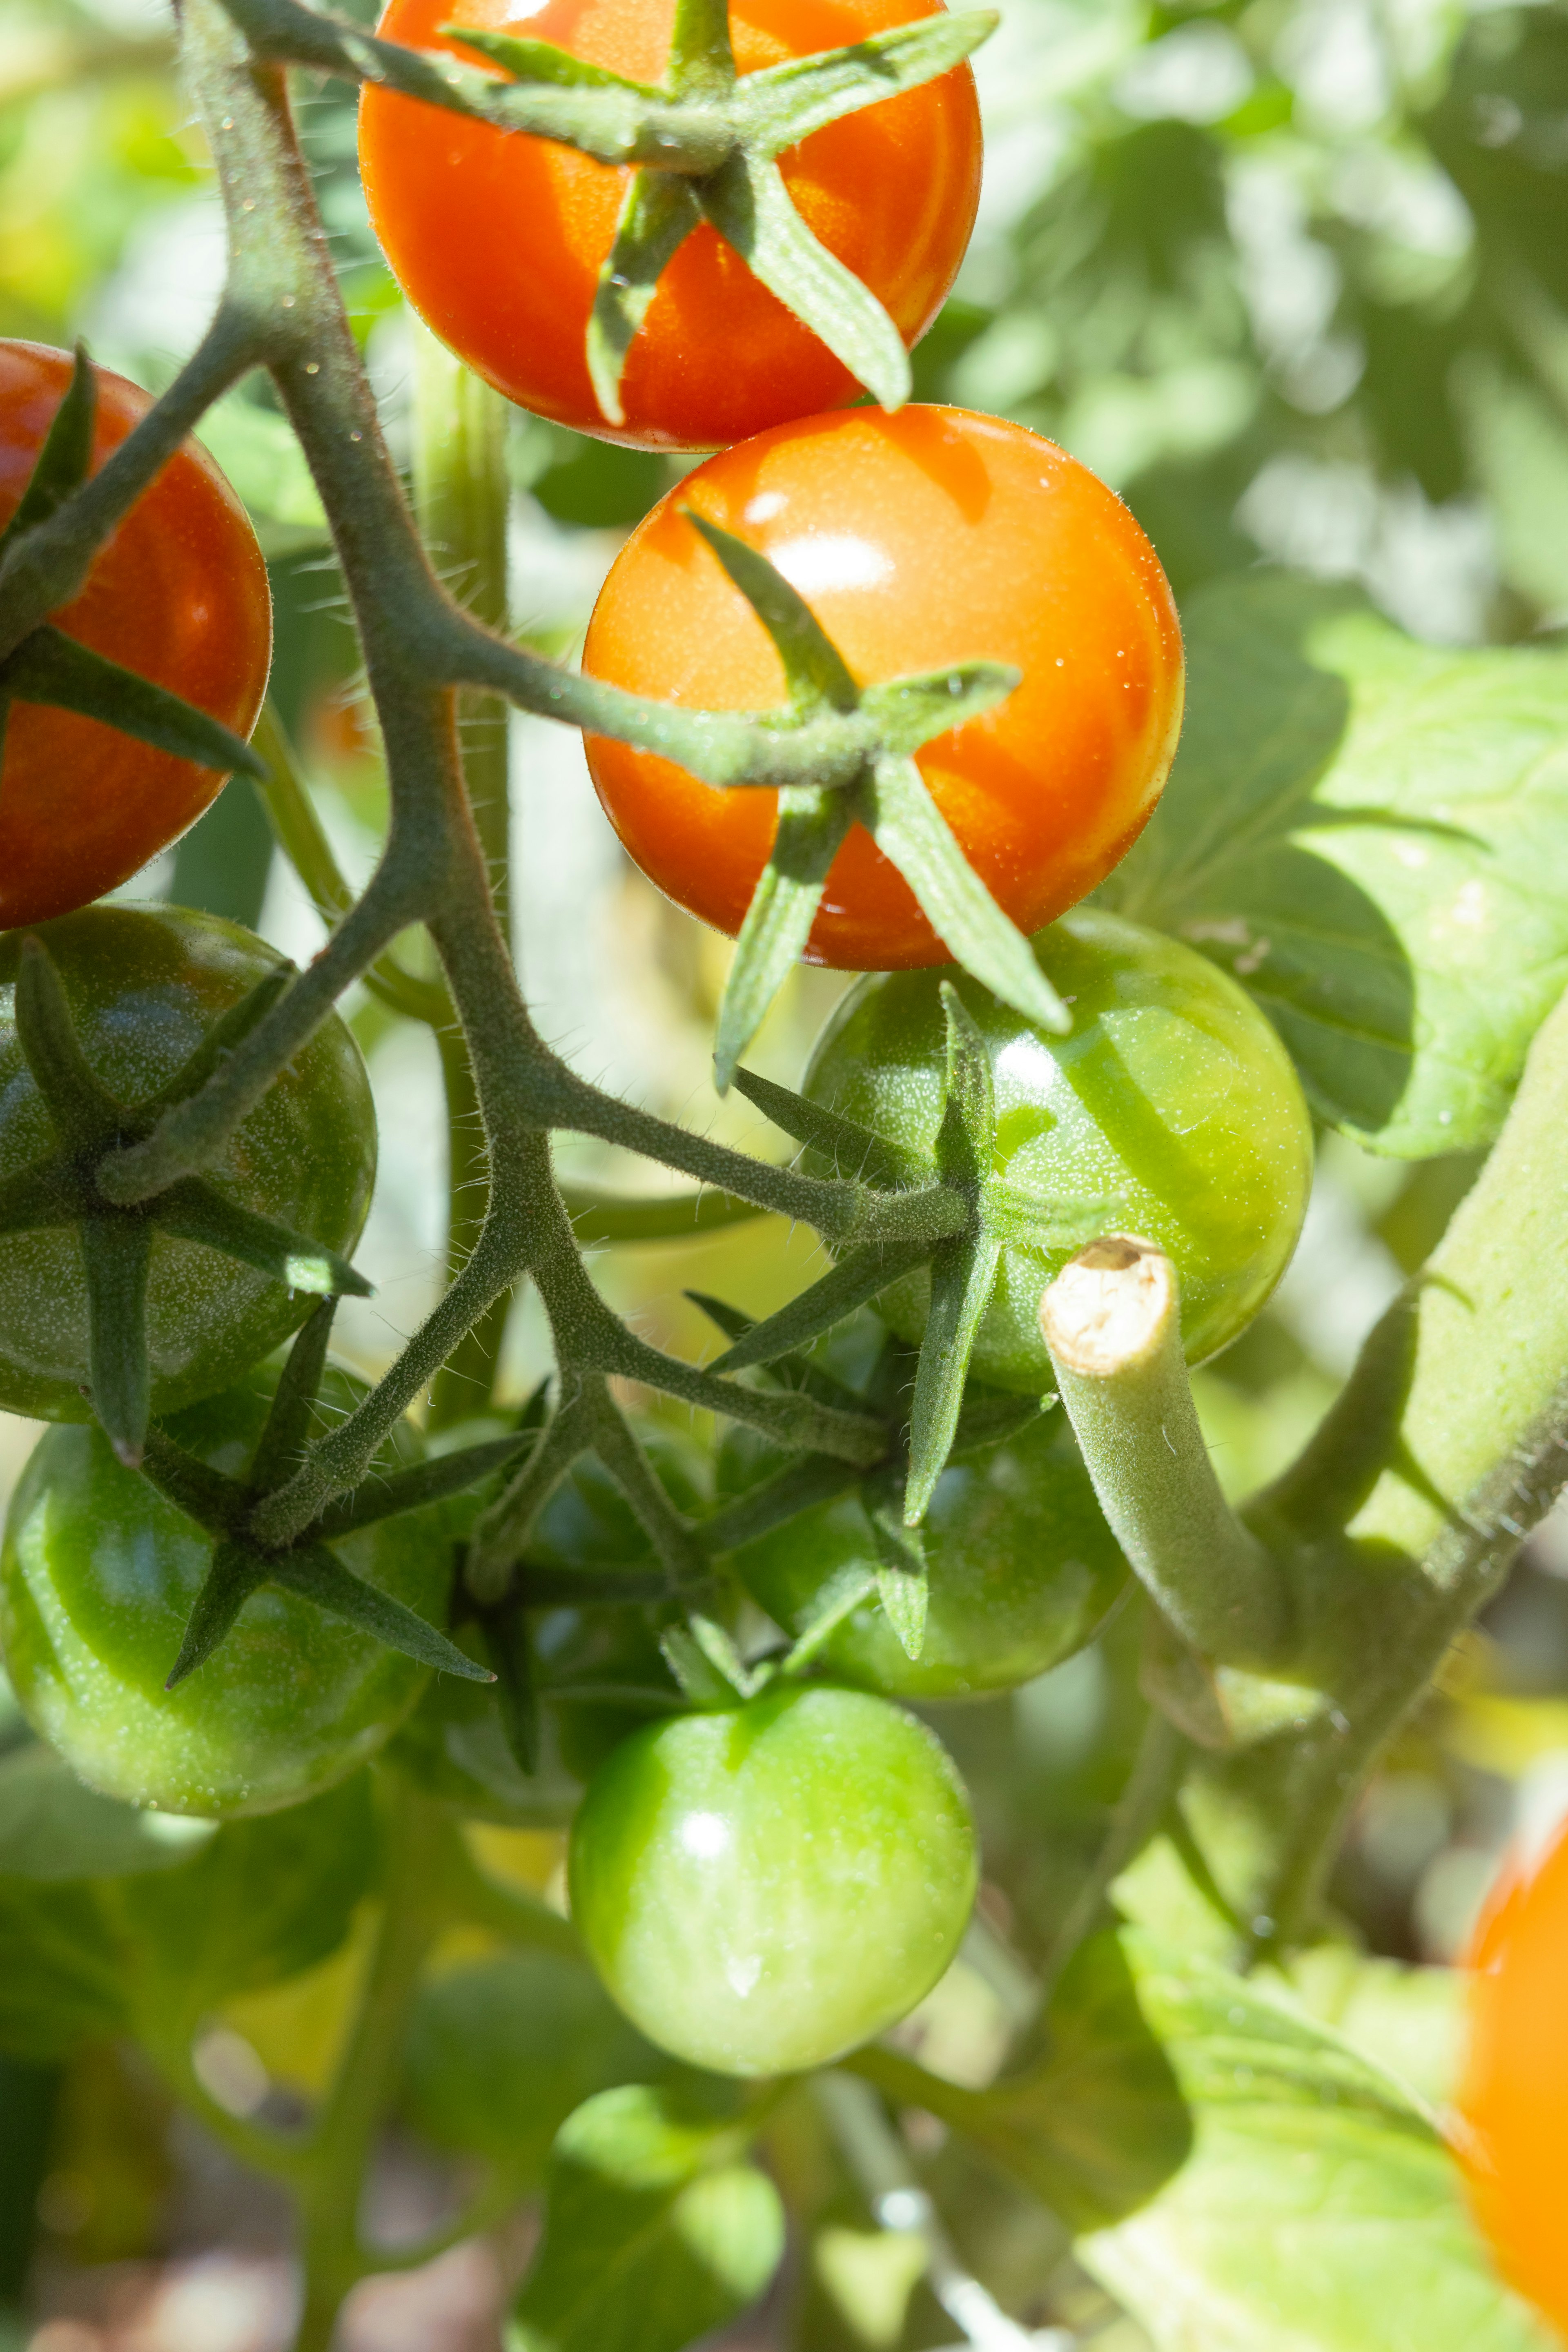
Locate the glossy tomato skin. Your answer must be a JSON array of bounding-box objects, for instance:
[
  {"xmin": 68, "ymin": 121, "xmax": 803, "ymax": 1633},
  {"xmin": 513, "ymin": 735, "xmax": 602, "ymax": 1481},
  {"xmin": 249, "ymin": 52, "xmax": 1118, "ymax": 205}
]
[
  {"xmin": 0, "ymin": 906, "xmax": 376, "ymax": 1423},
  {"xmin": 359, "ymin": 0, "xmax": 980, "ymax": 453},
  {"xmin": 719, "ymin": 1409, "xmax": 1127, "ymax": 1699},
  {"xmin": 805, "ymin": 908, "xmax": 1312, "ymax": 1390},
  {"xmin": 0, "ymin": 342, "xmax": 271, "ymax": 927},
  {"xmin": 1461, "ymin": 1822, "xmax": 1568, "ymax": 2334},
  {"xmin": 568, "ymin": 1681, "xmax": 977, "ymax": 2076},
  {"xmin": 0, "ymin": 1368, "xmax": 447, "ymax": 1817},
  {"xmin": 583, "ymin": 408, "xmax": 1184, "ymax": 966}
]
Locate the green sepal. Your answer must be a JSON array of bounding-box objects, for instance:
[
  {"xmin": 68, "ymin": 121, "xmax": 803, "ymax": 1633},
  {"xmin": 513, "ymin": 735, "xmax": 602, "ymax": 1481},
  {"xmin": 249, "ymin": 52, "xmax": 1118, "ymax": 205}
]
[
  {"xmin": 933, "ymin": 981, "xmax": 995, "ymax": 1190},
  {"xmin": 13, "ymin": 936, "xmax": 120, "ymax": 1146},
  {"xmin": 80, "ymin": 1216, "xmax": 154, "ymax": 1468},
  {"xmin": 248, "ymin": 1297, "xmax": 337, "ymax": 1495},
  {"xmin": 143, "ymin": 966, "xmax": 294, "ymax": 1116},
  {"xmin": 139, "ymin": 1429, "xmax": 248, "ymax": 1535},
  {"xmin": 684, "ymin": 1290, "xmax": 867, "ymax": 1412},
  {"xmin": 866, "ymin": 1483, "xmax": 928, "ymax": 1659},
  {"xmin": 588, "ymin": 171, "xmax": 702, "ymax": 428},
  {"xmin": 685, "ymin": 511, "xmax": 858, "ymax": 711},
  {"xmin": 154, "ymin": 1178, "xmax": 372, "ymax": 1299},
  {"xmin": 164, "ymin": 1539, "xmax": 267, "ymax": 1688},
  {"xmin": 865, "ymin": 752, "xmax": 1071, "ymax": 1035},
  {"xmin": 667, "ymin": 0, "xmax": 737, "ymax": 94},
  {"xmin": 904, "ymin": 1231, "xmax": 1001, "ymax": 1523},
  {"xmin": 728, "ymin": 1063, "xmax": 929, "ymax": 1187},
  {"xmin": 981, "ymin": 1177, "xmax": 1126, "ymax": 1249},
  {"xmin": 439, "ymin": 22, "xmax": 662, "ymax": 97},
  {"xmin": 729, "ymin": 10, "xmax": 998, "ymax": 152},
  {"xmin": 707, "ymin": 1234, "xmax": 933, "ymax": 1372},
  {"xmin": 860, "ymin": 661, "xmax": 1021, "ymax": 755},
  {"xmin": 0, "ymin": 1160, "xmax": 80, "ymax": 1237},
  {"xmin": 698, "ymin": 1449, "xmax": 864, "ymax": 1555},
  {"xmin": 3, "ymin": 625, "xmax": 267, "ymax": 778},
  {"xmin": 776, "ymin": 1564, "xmax": 878, "ymax": 1675},
  {"xmin": 477, "ymin": 1606, "xmax": 541, "ymax": 1774},
  {"xmin": 0, "ymin": 344, "xmax": 95, "ymax": 555},
  {"xmin": 699, "ymin": 150, "xmax": 911, "ymax": 410},
  {"xmin": 659, "ymin": 1622, "xmax": 742, "ymax": 1707},
  {"xmin": 687, "ymin": 1611, "xmax": 771, "ymax": 1699},
  {"xmin": 270, "ymin": 1541, "xmax": 494, "ymax": 1681},
  {"xmin": 715, "ymin": 784, "xmax": 856, "ymax": 1090},
  {"xmin": 316, "ymin": 1430, "xmax": 531, "ymax": 1539},
  {"xmin": 949, "ymin": 1387, "xmax": 1051, "ymax": 1460}
]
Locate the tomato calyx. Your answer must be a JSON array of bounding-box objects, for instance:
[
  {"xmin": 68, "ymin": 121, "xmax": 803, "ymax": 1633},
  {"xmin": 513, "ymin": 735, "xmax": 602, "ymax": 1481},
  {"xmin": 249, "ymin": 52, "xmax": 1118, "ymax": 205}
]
[
  {"xmin": 672, "ymin": 512, "xmax": 1067, "ymax": 1086},
  {"xmin": 143, "ymin": 1300, "xmax": 502, "ymax": 1689},
  {"xmin": 0, "ymin": 937, "xmax": 374, "ymax": 1468},
  {"xmin": 0, "ymin": 348, "xmax": 266, "ymax": 780},
  {"xmin": 228, "ymin": 0, "xmax": 993, "ymax": 428}
]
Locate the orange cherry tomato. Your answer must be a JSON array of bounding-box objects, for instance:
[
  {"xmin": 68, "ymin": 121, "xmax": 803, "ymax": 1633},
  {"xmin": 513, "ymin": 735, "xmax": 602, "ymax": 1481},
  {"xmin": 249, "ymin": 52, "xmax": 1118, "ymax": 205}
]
[
  {"xmin": 0, "ymin": 341, "xmax": 272, "ymax": 931},
  {"xmin": 581, "ymin": 405, "xmax": 1185, "ymax": 969},
  {"xmin": 1460, "ymin": 1817, "xmax": 1568, "ymax": 2335},
  {"xmin": 358, "ymin": 0, "xmax": 982, "ymax": 452}
]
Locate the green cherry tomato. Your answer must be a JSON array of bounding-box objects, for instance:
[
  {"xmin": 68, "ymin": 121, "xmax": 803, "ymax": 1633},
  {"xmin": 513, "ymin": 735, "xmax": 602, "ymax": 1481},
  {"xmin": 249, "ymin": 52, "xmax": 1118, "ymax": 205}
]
[
  {"xmin": 568, "ymin": 1683, "xmax": 978, "ymax": 2077},
  {"xmin": 719, "ymin": 1409, "xmax": 1127, "ymax": 1701},
  {"xmin": 804, "ymin": 907, "xmax": 1313, "ymax": 1392},
  {"xmin": 0, "ymin": 906, "xmax": 376, "ymax": 1423},
  {"xmin": 0, "ymin": 1366, "xmax": 447, "ymax": 1817}
]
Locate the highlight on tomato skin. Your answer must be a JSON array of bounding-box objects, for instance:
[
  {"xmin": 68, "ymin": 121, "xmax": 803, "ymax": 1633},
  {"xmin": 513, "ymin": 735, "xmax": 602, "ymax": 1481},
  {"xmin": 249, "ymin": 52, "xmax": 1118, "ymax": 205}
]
[
  {"xmin": 1459, "ymin": 1816, "xmax": 1568, "ymax": 2337},
  {"xmin": 358, "ymin": 0, "xmax": 982, "ymax": 453},
  {"xmin": 581, "ymin": 404, "xmax": 1186, "ymax": 971},
  {"xmin": 0, "ymin": 340, "xmax": 272, "ymax": 931}
]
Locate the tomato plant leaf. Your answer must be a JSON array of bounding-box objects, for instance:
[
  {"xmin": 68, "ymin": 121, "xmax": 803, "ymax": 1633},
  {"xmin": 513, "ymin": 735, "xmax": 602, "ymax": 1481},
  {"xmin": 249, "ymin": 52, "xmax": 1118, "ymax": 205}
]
[
  {"xmin": 699, "ymin": 151, "xmax": 911, "ymax": 412},
  {"xmin": 80, "ymin": 1215, "xmax": 153, "ymax": 1468},
  {"xmin": 715, "ymin": 783, "xmax": 856, "ymax": 1089},
  {"xmin": 3, "ymin": 625, "xmax": 267, "ymax": 778},
  {"xmin": 860, "ymin": 659, "xmax": 1021, "ymax": 756},
  {"xmin": 865, "ymin": 753, "xmax": 1071, "ymax": 1036},
  {"xmin": 730, "ymin": 10, "xmax": 997, "ymax": 152},
  {"xmin": 904, "ymin": 1232, "xmax": 1002, "ymax": 1523},
  {"xmin": 509, "ymin": 2083, "xmax": 785, "ymax": 2352},
  {"xmin": 0, "ymin": 1878, "xmax": 127, "ymax": 2057},
  {"xmin": 152, "ymin": 1178, "xmax": 372, "ymax": 1300},
  {"xmin": 1106, "ymin": 574, "xmax": 1568, "ymax": 1156},
  {"xmin": 0, "ymin": 1747, "xmax": 216, "ymax": 1884},
  {"xmin": 0, "ymin": 342, "xmax": 95, "ymax": 553},
  {"xmin": 587, "ymin": 171, "xmax": 702, "ymax": 429},
  {"xmin": 728, "ymin": 1062, "xmax": 928, "ymax": 1188}
]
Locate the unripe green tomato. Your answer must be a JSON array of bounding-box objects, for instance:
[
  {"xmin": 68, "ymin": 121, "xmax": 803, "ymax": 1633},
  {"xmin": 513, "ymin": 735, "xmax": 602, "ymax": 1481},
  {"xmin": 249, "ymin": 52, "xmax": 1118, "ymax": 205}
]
[
  {"xmin": 719, "ymin": 1410, "xmax": 1126, "ymax": 1700},
  {"xmin": 804, "ymin": 908, "xmax": 1312, "ymax": 1391},
  {"xmin": 568, "ymin": 1683, "xmax": 978, "ymax": 2077},
  {"xmin": 0, "ymin": 906, "xmax": 376, "ymax": 1423},
  {"xmin": 0, "ymin": 1367, "xmax": 446, "ymax": 1817}
]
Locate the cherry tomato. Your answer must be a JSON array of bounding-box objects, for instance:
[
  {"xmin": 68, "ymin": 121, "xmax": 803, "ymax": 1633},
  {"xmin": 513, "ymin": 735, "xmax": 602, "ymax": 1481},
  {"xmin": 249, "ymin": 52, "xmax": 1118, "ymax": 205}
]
[
  {"xmin": 0, "ymin": 1368, "xmax": 448, "ymax": 1818},
  {"xmin": 0, "ymin": 906, "xmax": 376, "ymax": 1423},
  {"xmin": 719, "ymin": 1407, "xmax": 1127, "ymax": 1699},
  {"xmin": 568, "ymin": 1681, "xmax": 977, "ymax": 2075},
  {"xmin": 803, "ymin": 907, "xmax": 1312, "ymax": 1388},
  {"xmin": 582, "ymin": 408, "xmax": 1184, "ymax": 967},
  {"xmin": 358, "ymin": 0, "xmax": 980, "ymax": 453},
  {"xmin": 1460, "ymin": 1818, "xmax": 1568, "ymax": 2334},
  {"xmin": 0, "ymin": 341, "xmax": 271, "ymax": 928}
]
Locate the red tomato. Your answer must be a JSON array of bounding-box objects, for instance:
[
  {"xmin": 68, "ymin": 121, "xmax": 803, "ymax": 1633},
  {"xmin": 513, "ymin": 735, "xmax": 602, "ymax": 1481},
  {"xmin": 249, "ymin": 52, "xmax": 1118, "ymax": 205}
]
[
  {"xmin": 358, "ymin": 0, "xmax": 982, "ymax": 452},
  {"xmin": 581, "ymin": 405, "xmax": 1185, "ymax": 969},
  {"xmin": 1460, "ymin": 1817, "xmax": 1568, "ymax": 2334},
  {"xmin": 0, "ymin": 342, "xmax": 272, "ymax": 930}
]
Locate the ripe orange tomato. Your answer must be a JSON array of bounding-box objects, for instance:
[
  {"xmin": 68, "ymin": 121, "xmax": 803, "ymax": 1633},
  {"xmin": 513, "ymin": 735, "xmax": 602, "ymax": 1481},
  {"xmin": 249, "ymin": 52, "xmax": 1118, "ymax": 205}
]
[
  {"xmin": 0, "ymin": 341, "xmax": 271, "ymax": 930},
  {"xmin": 581, "ymin": 406, "xmax": 1185, "ymax": 969},
  {"xmin": 358, "ymin": 0, "xmax": 982, "ymax": 452},
  {"xmin": 1460, "ymin": 1817, "xmax": 1568, "ymax": 2333}
]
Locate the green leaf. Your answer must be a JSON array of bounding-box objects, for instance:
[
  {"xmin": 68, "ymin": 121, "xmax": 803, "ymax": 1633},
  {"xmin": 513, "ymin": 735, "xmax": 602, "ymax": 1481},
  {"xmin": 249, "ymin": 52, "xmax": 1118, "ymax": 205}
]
[
  {"xmin": 588, "ymin": 171, "xmax": 702, "ymax": 428},
  {"xmin": 903, "ymin": 1232, "xmax": 1001, "ymax": 1523},
  {"xmin": 728, "ymin": 1063, "xmax": 927, "ymax": 1187},
  {"xmin": 699, "ymin": 151, "xmax": 911, "ymax": 410},
  {"xmin": 864, "ymin": 753, "xmax": 1071, "ymax": 1034},
  {"xmin": 0, "ymin": 1747, "xmax": 215, "ymax": 1883},
  {"xmin": 509, "ymin": 2084, "xmax": 786, "ymax": 2352},
  {"xmin": 0, "ymin": 343, "xmax": 95, "ymax": 553},
  {"xmin": 730, "ymin": 10, "xmax": 998, "ymax": 151},
  {"xmin": 0, "ymin": 1878, "xmax": 125, "ymax": 2058},
  {"xmin": 270, "ymin": 1541, "xmax": 492, "ymax": 1681},
  {"xmin": 154, "ymin": 1178, "xmax": 372, "ymax": 1298},
  {"xmin": 715, "ymin": 784, "xmax": 856, "ymax": 1090},
  {"xmin": 3, "ymin": 625, "xmax": 266, "ymax": 778},
  {"xmin": 1075, "ymin": 1930, "xmax": 1555, "ymax": 2352},
  {"xmin": 1105, "ymin": 573, "xmax": 1568, "ymax": 1156},
  {"xmin": 860, "ymin": 659, "xmax": 1020, "ymax": 755},
  {"xmin": 194, "ymin": 393, "xmax": 327, "ymax": 552},
  {"xmin": 684, "ymin": 512, "xmax": 859, "ymax": 711}
]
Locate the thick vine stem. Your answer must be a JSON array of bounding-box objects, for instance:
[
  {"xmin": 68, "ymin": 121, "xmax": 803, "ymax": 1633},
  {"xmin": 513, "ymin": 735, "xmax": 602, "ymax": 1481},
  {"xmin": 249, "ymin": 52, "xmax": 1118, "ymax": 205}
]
[{"xmin": 1041, "ymin": 1237, "xmax": 1292, "ymax": 1669}]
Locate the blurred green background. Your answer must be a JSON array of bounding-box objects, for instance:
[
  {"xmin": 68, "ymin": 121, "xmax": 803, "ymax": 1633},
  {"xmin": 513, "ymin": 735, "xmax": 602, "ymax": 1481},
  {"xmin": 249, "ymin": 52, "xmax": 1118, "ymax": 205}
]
[{"xmin": 6, "ymin": 0, "xmax": 1568, "ymax": 2344}]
